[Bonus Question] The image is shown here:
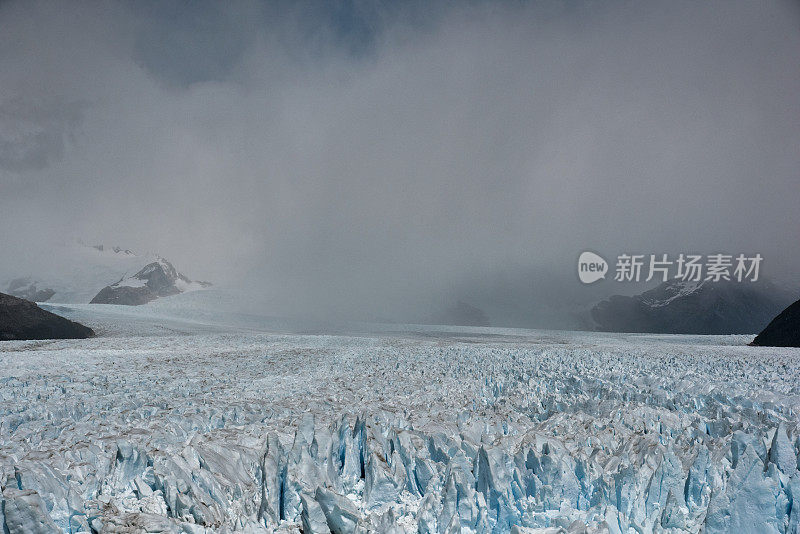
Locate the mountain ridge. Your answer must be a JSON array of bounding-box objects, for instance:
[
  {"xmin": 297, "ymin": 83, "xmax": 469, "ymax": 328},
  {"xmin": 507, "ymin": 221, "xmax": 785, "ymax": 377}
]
[
  {"xmin": 90, "ymin": 257, "xmax": 211, "ymax": 306},
  {"xmin": 591, "ymin": 278, "xmax": 795, "ymax": 334}
]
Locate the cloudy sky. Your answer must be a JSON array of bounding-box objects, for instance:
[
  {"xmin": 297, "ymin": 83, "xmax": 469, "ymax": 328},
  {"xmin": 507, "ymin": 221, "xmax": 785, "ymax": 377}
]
[{"xmin": 1, "ymin": 0, "xmax": 799, "ymax": 325}]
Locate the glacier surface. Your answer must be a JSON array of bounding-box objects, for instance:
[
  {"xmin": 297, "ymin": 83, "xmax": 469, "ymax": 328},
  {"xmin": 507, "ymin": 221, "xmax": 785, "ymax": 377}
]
[{"xmin": 1, "ymin": 307, "xmax": 799, "ymax": 533}]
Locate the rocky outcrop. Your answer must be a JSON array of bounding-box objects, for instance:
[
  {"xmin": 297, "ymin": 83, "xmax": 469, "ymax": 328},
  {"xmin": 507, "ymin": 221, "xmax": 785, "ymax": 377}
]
[
  {"xmin": 591, "ymin": 279, "xmax": 794, "ymax": 334},
  {"xmin": 751, "ymin": 298, "xmax": 800, "ymax": 347},
  {"xmin": 0, "ymin": 292, "xmax": 94, "ymax": 340},
  {"xmin": 89, "ymin": 285, "xmax": 156, "ymax": 306},
  {"xmin": 90, "ymin": 258, "xmax": 209, "ymax": 306}
]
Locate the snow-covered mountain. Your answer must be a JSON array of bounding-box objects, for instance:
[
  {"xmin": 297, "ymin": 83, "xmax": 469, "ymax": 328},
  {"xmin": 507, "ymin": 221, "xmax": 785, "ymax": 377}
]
[
  {"xmin": 591, "ymin": 278, "xmax": 796, "ymax": 334},
  {"xmin": 1, "ymin": 241, "xmax": 209, "ymax": 304},
  {"xmin": 90, "ymin": 258, "xmax": 210, "ymax": 305}
]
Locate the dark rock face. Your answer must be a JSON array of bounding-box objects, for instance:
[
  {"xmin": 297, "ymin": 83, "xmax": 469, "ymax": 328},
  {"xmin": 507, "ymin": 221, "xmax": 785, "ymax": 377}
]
[
  {"xmin": 90, "ymin": 259, "xmax": 203, "ymax": 305},
  {"xmin": 137, "ymin": 261, "xmax": 183, "ymax": 297},
  {"xmin": 591, "ymin": 279, "xmax": 794, "ymax": 334},
  {"xmin": 6, "ymin": 278, "xmax": 56, "ymax": 302},
  {"xmin": 0, "ymin": 292, "xmax": 94, "ymax": 340},
  {"xmin": 90, "ymin": 285, "xmax": 156, "ymax": 305},
  {"xmin": 751, "ymin": 299, "xmax": 800, "ymax": 347}
]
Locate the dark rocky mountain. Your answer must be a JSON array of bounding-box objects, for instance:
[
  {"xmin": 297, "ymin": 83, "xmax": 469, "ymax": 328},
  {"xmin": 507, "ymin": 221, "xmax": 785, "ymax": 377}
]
[
  {"xmin": 591, "ymin": 279, "xmax": 795, "ymax": 334},
  {"xmin": 90, "ymin": 258, "xmax": 210, "ymax": 305},
  {"xmin": 6, "ymin": 278, "xmax": 56, "ymax": 302},
  {"xmin": 0, "ymin": 292, "xmax": 94, "ymax": 340},
  {"xmin": 90, "ymin": 285, "xmax": 156, "ymax": 306},
  {"xmin": 751, "ymin": 298, "xmax": 800, "ymax": 347}
]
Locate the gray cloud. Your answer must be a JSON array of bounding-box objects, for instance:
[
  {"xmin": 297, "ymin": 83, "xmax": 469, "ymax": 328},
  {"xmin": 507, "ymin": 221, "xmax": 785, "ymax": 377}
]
[
  {"xmin": 0, "ymin": 98, "xmax": 85, "ymax": 172},
  {"xmin": 1, "ymin": 0, "xmax": 799, "ymax": 326},
  {"xmin": 131, "ymin": 0, "xmax": 260, "ymax": 87}
]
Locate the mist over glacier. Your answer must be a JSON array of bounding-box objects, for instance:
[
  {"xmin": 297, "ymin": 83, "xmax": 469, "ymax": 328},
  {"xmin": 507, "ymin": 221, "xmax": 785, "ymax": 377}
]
[{"xmin": 1, "ymin": 0, "xmax": 800, "ymax": 326}]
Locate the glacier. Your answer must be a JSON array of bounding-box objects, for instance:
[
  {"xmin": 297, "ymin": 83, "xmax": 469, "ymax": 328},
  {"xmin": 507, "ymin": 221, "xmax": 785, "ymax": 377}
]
[{"xmin": 1, "ymin": 305, "xmax": 799, "ymax": 533}]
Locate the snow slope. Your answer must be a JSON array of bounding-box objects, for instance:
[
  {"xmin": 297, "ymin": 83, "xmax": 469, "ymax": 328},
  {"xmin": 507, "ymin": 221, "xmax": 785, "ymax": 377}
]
[{"xmin": 1, "ymin": 305, "xmax": 799, "ymax": 533}]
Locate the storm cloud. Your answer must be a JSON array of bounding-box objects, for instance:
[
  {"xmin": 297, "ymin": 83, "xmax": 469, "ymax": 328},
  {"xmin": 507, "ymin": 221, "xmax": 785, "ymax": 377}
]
[{"xmin": 1, "ymin": 0, "xmax": 799, "ymax": 325}]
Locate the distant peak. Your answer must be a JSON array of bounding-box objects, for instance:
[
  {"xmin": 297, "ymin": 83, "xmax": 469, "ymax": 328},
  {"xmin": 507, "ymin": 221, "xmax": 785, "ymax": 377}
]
[
  {"xmin": 75, "ymin": 239, "xmax": 137, "ymax": 256},
  {"xmin": 91, "ymin": 256, "xmax": 211, "ymax": 305}
]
